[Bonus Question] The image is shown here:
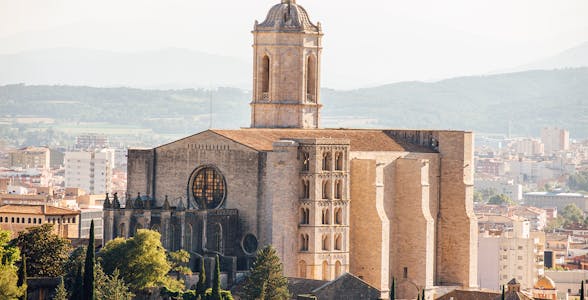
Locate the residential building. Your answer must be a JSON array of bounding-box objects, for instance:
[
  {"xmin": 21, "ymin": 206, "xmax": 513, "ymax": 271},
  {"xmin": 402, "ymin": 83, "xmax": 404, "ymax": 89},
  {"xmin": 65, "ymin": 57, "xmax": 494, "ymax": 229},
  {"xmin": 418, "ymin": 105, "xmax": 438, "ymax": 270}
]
[
  {"xmin": 541, "ymin": 128, "xmax": 570, "ymax": 155},
  {"xmin": 475, "ymin": 178, "xmax": 523, "ymax": 201},
  {"xmin": 478, "ymin": 218, "xmax": 544, "ymax": 290},
  {"xmin": 0, "ymin": 204, "xmax": 79, "ymax": 238},
  {"xmin": 524, "ymin": 192, "xmax": 588, "ymax": 212},
  {"xmin": 64, "ymin": 148, "xmax": 115, "ymax": 195},
  {"xmin": 9, "ymin": 147, "xmax": 50, "ymax": 170}
]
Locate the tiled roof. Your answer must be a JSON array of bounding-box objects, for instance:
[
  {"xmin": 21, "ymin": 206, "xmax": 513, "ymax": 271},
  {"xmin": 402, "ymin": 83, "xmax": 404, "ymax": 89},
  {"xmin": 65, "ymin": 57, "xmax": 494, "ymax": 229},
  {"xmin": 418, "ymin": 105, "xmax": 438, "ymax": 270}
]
[
  {"xmin": 210, "ymin": 129, "xmax": 436, "ymax": 153},
  {"xmin": 0, "ymin": 205, "xmax": 79, "ymax": 216}
]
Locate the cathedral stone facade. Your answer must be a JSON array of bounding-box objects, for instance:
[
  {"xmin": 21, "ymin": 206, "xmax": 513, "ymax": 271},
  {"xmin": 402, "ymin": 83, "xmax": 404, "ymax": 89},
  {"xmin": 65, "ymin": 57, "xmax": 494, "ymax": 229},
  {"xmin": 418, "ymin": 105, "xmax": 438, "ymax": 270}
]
[{"xmin": 103, "ymin": 1, "xmax": 478, "ymax": 298}]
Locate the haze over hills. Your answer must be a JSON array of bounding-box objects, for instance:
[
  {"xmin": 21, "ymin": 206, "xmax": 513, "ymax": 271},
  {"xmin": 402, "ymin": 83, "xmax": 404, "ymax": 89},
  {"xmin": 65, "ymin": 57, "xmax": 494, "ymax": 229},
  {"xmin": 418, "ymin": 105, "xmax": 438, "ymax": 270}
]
[
  {"xmin": 0, "ymin": 48, "xmax": 251, "ymax": 89},
  {"xmin": 502, "ymin": 41, "xmax": 588, "ymax": 73},
  {"xmin": 1, "ymin": 40, "xmax": 587, "ymax": 90},
  {"xmin": 1, "ymin": 68, "xmax": 587, "ymax": 146}
]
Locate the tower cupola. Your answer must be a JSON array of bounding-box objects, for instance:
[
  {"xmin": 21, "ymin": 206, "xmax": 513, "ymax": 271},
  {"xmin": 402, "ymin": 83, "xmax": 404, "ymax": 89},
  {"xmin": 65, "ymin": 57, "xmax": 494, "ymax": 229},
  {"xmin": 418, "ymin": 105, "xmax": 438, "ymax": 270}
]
[{"xmin": 250, "ymin": 0, "xmax": 323, "ymax": 129}]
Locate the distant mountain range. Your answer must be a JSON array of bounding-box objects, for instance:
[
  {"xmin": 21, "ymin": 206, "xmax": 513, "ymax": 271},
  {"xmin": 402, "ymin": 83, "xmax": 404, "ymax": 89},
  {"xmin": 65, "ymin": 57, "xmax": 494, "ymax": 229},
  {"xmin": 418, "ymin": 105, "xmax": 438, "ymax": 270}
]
[
  {"xmin": 1, "ymin": 40, "xmax": 587, "ymax": 90},
  {"xmin": 502, "ymin": 41, "xmax": 588, "ymax": 73},
  {"xmin": 1, "ymin": 68, "xmax": 587, "ymax": 140}
]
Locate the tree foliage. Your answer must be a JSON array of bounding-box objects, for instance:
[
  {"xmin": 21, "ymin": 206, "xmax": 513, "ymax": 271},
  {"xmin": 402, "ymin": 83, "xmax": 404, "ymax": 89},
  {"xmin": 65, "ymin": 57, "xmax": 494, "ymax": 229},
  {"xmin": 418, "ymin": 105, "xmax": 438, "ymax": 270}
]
[
  {"xmin": 54, "ymin": 277, "xmax": 68, "ymax": 300},
  {"xmin": 242, "ymin": 245, "xmax": 289, "ymax": 300},
  {"xmin": 569, "ymin": 171, "xmax": 588, "ymax": 192},
  {"xmin": 98, "ymin": 229, "xmax": 172, "ymax": 292},
  {"xmin": 10, "ymin": 224, "xmax": 71, "ymax": 277},
  {"xmin": 168, "ymin": 250, "xmax": 192, "ymax": 277},
  {"xmin": 0, "ymin": 229, "xmax": 24, "ymax": 300},
  {"xmin": 487, "ymin": 194, "xmax": 514, "ymax": 206},
  {"xmin": 95, "ymin": 265, "xmax": 134, "ymax": 300},
  {"xmin": 83, "ymin": 220, "xmax": 95, "ymax": 300},
  {"xmin": 561, "ymin": 203, "xmax": 584, "ymax": 225}
]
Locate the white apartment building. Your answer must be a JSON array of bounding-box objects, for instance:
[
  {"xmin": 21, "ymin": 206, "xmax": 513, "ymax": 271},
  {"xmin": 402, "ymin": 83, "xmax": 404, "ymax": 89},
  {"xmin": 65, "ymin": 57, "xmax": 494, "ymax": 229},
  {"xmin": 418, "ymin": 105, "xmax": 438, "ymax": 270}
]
[
  {"xmin": 475, "ymin": 178, "xmax": 523, "ymax": 201},
  {"xmin": 478, "ymin": 218, "xmax": 544, "ymax": 291},
  {"xmin": 541, "ymin": 128, "xmax": 569, "ymax": 155},
  {"xmin": 511, "ymin": 138, "xmax": 544, "ymax": 156},
  {"xmin": 64, "ymin": 149, "xmax": 114, "ymax": 195}
]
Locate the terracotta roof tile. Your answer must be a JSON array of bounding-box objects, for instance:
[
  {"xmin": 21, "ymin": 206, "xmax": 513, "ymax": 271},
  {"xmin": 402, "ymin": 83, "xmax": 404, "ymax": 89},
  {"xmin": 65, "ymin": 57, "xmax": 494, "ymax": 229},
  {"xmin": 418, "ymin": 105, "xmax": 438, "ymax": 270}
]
[
  {"xmin": 0, "ymin": 205, "xmax": 79, "ymax": 216},
  {"xmin": 210, "ymin": 129, "xmax": 436, "ymax": 152}
]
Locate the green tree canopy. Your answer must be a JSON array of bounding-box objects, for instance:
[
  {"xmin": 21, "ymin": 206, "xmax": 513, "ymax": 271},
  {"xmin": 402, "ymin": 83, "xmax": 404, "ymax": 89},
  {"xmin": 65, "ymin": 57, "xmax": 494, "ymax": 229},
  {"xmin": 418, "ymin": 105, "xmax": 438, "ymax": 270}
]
[
  {"xmin": 98, "ymin": 229, "xmax": 172, "ymax": 292},
  {"xmin": 95, "ymin": 264, "xmax": 134, "ymax": 300},
  {"xmin": 242, "ymin": 245, "xmax": 289, "ymax": 300},
  {"xmin": 10, "ymin": 224, "xmax": 71, "ymax": 277},
  {"xmin": 561, "ymin": 203, "xmax": 584, "ymax": 225},
  {"xmin": 487, "ymin": 194, "xmax": 514, "ymax": 206},
  {"xmin": 0, "ymin": 229, "xmax": 24, "ymax": 299}
]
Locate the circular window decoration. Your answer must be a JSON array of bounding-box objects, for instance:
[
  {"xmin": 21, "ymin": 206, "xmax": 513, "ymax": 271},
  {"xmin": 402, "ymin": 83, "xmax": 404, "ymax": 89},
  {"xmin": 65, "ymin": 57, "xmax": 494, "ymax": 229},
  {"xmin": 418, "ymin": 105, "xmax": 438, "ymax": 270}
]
[
  {"xmin": 191, "ymin": 166, "xmax": 227, "ymax": 209},
  {"xmin": 242, "ymin": 233, "xmax": 259, "ymax": 255}
]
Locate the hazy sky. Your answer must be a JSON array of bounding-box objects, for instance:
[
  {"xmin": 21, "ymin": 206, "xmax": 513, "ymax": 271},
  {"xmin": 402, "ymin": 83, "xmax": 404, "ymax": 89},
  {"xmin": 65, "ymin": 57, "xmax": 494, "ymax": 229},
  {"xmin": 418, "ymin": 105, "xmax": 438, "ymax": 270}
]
[{"xmin": 1, "ymin": 0, "xmax": 587, "ymax": 88}]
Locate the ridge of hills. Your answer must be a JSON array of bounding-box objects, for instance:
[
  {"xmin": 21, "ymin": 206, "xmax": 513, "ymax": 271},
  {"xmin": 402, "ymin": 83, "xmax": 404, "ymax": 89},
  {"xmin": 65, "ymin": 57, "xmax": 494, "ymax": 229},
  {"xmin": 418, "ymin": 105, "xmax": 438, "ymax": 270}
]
[{"xmin": 1, "ymin": 68, "xmax": 587, "ymax": 143}]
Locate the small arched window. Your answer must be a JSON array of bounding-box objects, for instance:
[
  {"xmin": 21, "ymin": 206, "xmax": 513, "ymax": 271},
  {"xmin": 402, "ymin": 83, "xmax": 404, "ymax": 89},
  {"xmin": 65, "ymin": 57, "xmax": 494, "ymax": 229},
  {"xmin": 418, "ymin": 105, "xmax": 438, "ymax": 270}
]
[
  {"xmin": 322, "ymin": 180, "xmax": 330, "ymax": 200},
  {"xmin": 299, "ymin": 260, "xmax": 307, "ymax": 278},
  {"xmin": 322, "ymin": 234, "xmax": 329, "ymax": 251},
  {"xmin": 335, "ymin": 152, "xmax": 343, "ymax": 171},
  {"xmin": 334, "ymin": 234, "xmax": 342, "ymax": 251},
  {"xmin": 301, "ymin": 208, "xmax": 310, "ymax": 225},
  {"xmin": 335, "ymin": 261, "xmax": 342, "ymax": 277},
  {"xmin": 300, "ymin": 234, "xmax": 309, "ymax": 251},
  {"xmin": 322, "ymin": 209, "xmax": 330, "ymax": 225},
  {"xmin": 119, "ymin": 223, "xmax": 126, "ymax": 237},
  {"xmin": 335, "ymin": 208, "xmax": 343, "ymax": 225},
  {"xmin": 335, "ymin": 180, "xmax": 342, "ymax": 199},
  {"xmin": 322, "ymin": 261, "xmax": 329, "ymax": 281},
  {"xmin": 322, "ymin": 152, "xmax": 331, "ymax": 171},
  {"xmin": 302, "ymin": 152, "xmax": 310, "ymax": 171},
  {"xmin": 302, "ymin": 180, "xmax": 310, "ymax": 199}
]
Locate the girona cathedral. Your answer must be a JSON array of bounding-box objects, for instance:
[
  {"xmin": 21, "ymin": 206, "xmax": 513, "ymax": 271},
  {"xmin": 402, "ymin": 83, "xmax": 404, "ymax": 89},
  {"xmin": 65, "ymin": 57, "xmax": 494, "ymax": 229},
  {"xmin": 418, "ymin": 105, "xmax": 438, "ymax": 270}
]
[{"xmin": 103, "ymin": 1, "xmax": 478, "ymax": 298}]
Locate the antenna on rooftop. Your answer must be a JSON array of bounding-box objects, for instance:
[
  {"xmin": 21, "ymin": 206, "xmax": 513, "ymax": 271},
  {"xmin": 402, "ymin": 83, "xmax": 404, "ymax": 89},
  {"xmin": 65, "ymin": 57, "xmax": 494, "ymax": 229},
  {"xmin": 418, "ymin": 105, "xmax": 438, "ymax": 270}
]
[{"xmin": 209, "ymin": 85, "xmax": 213, "ymax": 129}]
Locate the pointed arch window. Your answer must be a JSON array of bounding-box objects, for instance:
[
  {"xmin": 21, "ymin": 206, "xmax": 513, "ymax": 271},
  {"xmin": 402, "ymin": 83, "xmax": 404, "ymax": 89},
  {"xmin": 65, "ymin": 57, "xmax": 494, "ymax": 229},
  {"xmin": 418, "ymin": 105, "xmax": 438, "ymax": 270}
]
[
  {"xmin": 334, "ymin": 234, "xmax": 342, "ymax": 251},
  {"xmin": 322, "ymin": 152, "xmax": 332, "ymax": 171},
  {"xmin": 300, "ymin": 208, "xmax": 310, "ymax": 225},
  {"xmin": 322, "ymin": 209, "xmax": 330, "ymax": 225},
  {"xmin": 299, "ymin": 260, "xmax": 307, "ymax": 278},
  {"xmin": 261, "ymin": 55, "xmax": 270, "ymax": 99},
  {"xmin": 335, "ymin": 261, "xmax": 342, "ymax": 277},
  {"xmin": 322, "ymin": 234, "xmax": 330, "ymax": 251},
  {"xmin": 335, "ymin": 152, "xmax": 343, "ymax": 171},
  {"xmin": 335, "ymin": 208, "xmax": 343, "ymax": 225},
  {"xmin": 300, "ymin": 234, "xmax": 309, "ymax": 251},
  {"xmin": 301, "ymin": 180, "xmax": 310, "ymax": 199},
  {"xmin": 301, "ymin": 152, "xmax": 310, "ymax": 171},
  {"xmin": 307, "ymin": 55, "xmax": 317, "ymax": 102},
  {"xmin": 322, "ymin": 180, "xmax": 330, "ymax": 200},
  {"xmin": 322, "ymin": 261, "xmax": 329, "ymax": 280},
  {"xmin": 335, "ymin": 180, "xmax": 342, "ymax": 199}
]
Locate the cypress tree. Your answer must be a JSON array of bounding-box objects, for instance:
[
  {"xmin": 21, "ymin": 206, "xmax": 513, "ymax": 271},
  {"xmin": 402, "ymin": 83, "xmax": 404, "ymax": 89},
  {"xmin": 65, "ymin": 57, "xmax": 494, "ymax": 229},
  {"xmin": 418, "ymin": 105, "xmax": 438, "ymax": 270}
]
[
  {"xmin": 421, "ymin": 288, "xmax": 425, "ymax": 300},
  {"xmin": 196, "ymin": 258, "xmax": 207, "ymax": 297},
  {"xmin": 54, "ymin": 276, "xmax": 68, "ymax": 300},
  {"xmin": 501, "ymin": 285, "xmax": 505, "ymax": 300},
  {"xmin": 72, "ymin": 262, "xmax": 83, "ymax": 300},
  {"xmin": 211, "ymin": 255, "xmax": 221, "ymax": 300},
  {"xmin": 82, "ymin": 220, "xmax": 95, "ymax": 300},
  {"xmin": 581, "ymin": 280, "xmax": 585, "ymax": 300},
  {"xmin": 17, "ymin": 254, "xmax": 27, "ymax": 300},
  {"xmin": 389, "ymin": 277, "xmax": 395, "ymax": 300}
]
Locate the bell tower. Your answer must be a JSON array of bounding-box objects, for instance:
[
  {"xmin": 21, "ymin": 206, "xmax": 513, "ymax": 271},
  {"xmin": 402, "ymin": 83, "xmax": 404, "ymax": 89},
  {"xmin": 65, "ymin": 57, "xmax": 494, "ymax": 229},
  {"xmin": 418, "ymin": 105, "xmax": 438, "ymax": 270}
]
[{"xmin": 251, "ymin": 0, "xmax": 323, "ymax": 129}]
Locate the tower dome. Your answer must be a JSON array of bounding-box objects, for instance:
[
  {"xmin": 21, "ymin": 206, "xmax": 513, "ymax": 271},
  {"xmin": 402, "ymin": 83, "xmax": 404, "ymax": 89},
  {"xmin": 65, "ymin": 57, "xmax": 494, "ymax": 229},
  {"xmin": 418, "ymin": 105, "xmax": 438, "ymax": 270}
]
[
  {"xmin": 534, "ymin": 275, "xmax": 556, "ymax": 290},
  {"xmin": 256, "ymin": 0, "xmax": 321, "ymax": 32}
]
